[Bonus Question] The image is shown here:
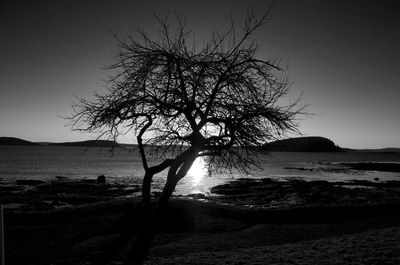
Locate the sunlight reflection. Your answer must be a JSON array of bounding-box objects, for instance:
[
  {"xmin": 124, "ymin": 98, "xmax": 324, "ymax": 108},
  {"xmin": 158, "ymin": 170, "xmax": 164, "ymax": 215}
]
[{"xmin": 188, "ymin": 157, "xmax": 207, "ymax": 186}]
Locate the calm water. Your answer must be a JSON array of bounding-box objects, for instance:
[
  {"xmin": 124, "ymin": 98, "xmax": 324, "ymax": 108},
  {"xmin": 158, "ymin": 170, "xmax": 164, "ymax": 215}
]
[{"xmin": 1, "ymin": 145, "xmax": 400, "ymax": 195}]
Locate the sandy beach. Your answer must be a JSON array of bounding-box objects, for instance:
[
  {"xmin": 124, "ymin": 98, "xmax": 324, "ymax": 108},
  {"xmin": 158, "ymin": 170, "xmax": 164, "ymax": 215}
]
[{"xmin": 2, "ymin": 177, "xmax": 400, "ymax": 264}]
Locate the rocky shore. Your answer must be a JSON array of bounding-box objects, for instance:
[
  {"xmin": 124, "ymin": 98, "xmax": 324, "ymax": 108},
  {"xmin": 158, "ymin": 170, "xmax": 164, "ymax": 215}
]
[
  {"xmin": 0, "ymin": 175, "xmax": 141, "ymax": 212},
  {"xmin": 2, "ymin": 176, "xmax": 400, "ymax": 264},
  {"xmin": 209, "ymin": 177, "xmax": 400, "ymax": 209}
]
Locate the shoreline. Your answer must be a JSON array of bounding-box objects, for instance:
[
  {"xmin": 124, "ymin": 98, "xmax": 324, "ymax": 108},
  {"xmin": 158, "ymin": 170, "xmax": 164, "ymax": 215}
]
[
  {"xmin": 3, "ymin": 176, "xmax": 400, "ymax": 264},
  {"xmin": 3, "ymin": 176, "xmax": 400, "ymax": 224},
  {"xmin": 2, "ymin": 174, "xmax": 400, "ymax": 212}
]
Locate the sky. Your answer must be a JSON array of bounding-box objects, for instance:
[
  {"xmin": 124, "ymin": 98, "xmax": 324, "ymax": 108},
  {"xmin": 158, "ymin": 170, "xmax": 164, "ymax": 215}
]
[{"xmin": 0, "ymin": 0, "xmax": 399, "ymax": 149}]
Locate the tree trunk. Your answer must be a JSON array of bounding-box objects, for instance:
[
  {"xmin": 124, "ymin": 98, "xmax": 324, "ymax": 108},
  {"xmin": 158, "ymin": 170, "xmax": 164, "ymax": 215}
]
[
  {"xmin": 125, "ymin": 154, "xmax": 197, "ymax": 265},
  {"xmin": 125, "ymin": 164, "xmax": 179, "ymax": 265},
  {"xmin": 141, "ymin": 171, "xmax": 153, "ymax": 205}
]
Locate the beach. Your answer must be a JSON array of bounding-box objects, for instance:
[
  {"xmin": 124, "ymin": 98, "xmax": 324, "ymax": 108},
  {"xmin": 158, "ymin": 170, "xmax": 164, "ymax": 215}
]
[
  {"xmin": 3, "ymin": 176, "xmax": 400, "ymax": 264},
  {"xmin": 2, "ymin": 0, "xmax": 400, "ymax": 264}
]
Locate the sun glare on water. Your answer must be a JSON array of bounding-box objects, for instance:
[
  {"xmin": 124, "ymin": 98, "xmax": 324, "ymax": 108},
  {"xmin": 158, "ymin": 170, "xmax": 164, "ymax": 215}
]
[{"xmin": 188, "ymin": 157, "xmax": 207, "ymax": 186}]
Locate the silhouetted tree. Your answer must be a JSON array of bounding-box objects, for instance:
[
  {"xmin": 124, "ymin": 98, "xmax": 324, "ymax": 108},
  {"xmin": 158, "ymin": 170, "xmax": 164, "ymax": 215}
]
[{"xmin": 70, "ymin": 8, "xmax": 303, "ymax": 265}]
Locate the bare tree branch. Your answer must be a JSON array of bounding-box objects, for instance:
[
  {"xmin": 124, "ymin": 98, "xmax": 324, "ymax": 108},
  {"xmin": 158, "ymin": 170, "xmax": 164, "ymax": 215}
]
[{"xmin": 67, "ymin": 6, "xmax": 304, "ymax": 263}]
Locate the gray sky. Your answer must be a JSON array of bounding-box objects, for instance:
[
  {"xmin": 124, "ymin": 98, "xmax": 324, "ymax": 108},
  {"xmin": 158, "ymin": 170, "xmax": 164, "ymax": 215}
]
[{"xmin": 1, "ymin": 0, "xmax": 399, "ymax": 148}]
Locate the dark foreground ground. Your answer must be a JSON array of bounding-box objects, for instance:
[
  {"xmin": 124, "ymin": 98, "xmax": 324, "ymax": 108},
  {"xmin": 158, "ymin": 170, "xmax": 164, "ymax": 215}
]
[{"xmin": 3, "ymin": 177, "xmax": 400, "ymax": 264}]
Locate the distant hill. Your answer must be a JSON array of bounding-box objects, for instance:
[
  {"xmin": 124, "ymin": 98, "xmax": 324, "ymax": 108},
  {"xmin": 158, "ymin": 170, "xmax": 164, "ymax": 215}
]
[
  {"xmin": 0, "ymin": 137, "xmax": 39, "ymax": 146},
  {"xmin": 48, "ymin": 140, "xmax": 120, "ymax": 147},
  {"xmin": 344, "ymin": 147, "xmax": 400, "ymax": 154},
  {"xmin": 2, "ymin": 136, "xmax": 397, "ymax": 152},
  {"xmin": 262, "ymin": 136, "xmax": 343, "ymax": 152}
]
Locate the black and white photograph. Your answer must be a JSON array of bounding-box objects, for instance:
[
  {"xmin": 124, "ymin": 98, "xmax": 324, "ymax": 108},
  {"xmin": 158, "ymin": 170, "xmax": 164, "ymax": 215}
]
[{"xmin": 1, "ymin": 1, "xmax": 400, "ymax": 264}]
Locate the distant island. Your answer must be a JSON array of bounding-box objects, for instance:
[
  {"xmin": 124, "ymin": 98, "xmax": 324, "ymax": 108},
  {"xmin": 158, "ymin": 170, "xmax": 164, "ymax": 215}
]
[
  {"xmin": 262, "ymin": 136, "xmax": 343, "ymax": 152},
  {"xmin": 1, "ymin": 136, "xmax": 399, "ymax": 153},
  {"xmin": 48, "ymin": 140, "xmax": 120, "ymax": 147},
  {"xmin": 0, "ymin": 137, "xmax": 39, "ymax": 146},
  {"xmin": 343, "ymin": 148, "xmax": 400, "ymax": 154},
  {"xmin": 0, "ymin": 137, "xmax": 119, "ymax": 147}
]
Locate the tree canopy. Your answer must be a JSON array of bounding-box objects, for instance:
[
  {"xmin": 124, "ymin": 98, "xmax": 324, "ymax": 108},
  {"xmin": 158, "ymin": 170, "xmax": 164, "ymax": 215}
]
[
  {"xmin": 71, "ymin": 12, "xmax": 303, "ymax": 177},
  {"xmin": 69, "ymin": 10, "xmax": 304, "ymax": 264}
]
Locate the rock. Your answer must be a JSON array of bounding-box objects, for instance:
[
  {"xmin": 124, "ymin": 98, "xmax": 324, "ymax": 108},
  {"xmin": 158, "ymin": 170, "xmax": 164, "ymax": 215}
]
[
  {"xmin": 96, "ymin": 175, "xmax": 106, "ymax": 184},
  {"xmin": 80, "ymin": 179, "xmax": 96, "ymax": 183},
  {"xmin": 261, "ymin": 178, "xmax": 273, "ymax": 183},
  {"xmin": 55, "ymin": 176, "xmax": 68, "ymax": 181},
  {"xmin": 282, "ymin": 192, "xmax": 303, "ymax": 205},
  {"xmin": 188, "ymin": 193, "xmax": 206, "ymax": 199},
  {"xmin": 16, "ymin": 179, "xmax": 45, "ymax": 186},
  {"xmin": 210, "ymin": 187, "xmax": 246, "ymax": 196}
]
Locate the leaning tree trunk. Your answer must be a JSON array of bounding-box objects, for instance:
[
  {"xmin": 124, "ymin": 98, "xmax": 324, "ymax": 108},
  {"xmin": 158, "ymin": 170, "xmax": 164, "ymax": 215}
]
[
  {"xmin": 126, "ymin": 167, "xmax": 179, "ymax": 264},
  {"xmin": 126, "ymin": 153, "xmax": 197, "ymax": 265}
]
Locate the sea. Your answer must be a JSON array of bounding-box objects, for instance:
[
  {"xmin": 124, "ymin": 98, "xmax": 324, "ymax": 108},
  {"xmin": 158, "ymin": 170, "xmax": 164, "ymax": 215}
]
[{"xmin": 1, "ymin": 145, "xmax": 400, "ymax": 195}]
